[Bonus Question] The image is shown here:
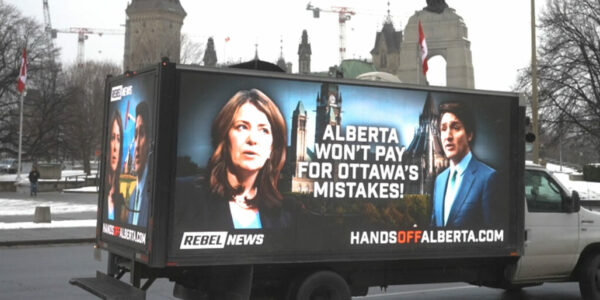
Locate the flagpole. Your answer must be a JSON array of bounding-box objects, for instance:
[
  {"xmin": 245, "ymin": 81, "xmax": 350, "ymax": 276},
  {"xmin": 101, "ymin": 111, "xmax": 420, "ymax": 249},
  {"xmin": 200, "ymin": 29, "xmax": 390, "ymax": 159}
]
[
  {"xmin": 15, "ymin": 47, "xmax": 27, "ymax": 183},
  {"xmin": 16, "ymin": 91, "xmax": 24, "ymax": 182},
  {"xmin": 417, "ymin": 20, "xmax": 421, "ymax": 85}
]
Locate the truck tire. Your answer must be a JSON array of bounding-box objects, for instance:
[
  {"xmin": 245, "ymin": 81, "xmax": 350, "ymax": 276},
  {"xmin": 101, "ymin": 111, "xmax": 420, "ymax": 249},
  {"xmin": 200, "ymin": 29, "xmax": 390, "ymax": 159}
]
[
  {"xmin": 579, "ymin": 253, "xmax": 600, "ymax": 300},
  {"xmin": 292, "ymin": 270, "xmax": 351, "ymax": 300}
]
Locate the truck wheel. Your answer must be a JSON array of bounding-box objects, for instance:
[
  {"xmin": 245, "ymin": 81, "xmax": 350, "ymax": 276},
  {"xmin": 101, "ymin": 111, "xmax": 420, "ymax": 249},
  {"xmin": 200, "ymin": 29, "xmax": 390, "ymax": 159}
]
[
  {"xmin": 579, "ymin": 253, "xmax": 600, "ymax": 300},
  {"xmin": 293, "ymin": 271, "xmax": 351, "ymax": 300}
]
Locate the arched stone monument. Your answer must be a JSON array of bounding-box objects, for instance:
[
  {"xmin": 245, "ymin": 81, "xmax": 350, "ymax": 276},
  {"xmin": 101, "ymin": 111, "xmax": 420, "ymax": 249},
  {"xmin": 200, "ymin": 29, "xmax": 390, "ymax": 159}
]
[{"xmin": 397, "ymin": 2, "xmax": 474, "ymax": 88}]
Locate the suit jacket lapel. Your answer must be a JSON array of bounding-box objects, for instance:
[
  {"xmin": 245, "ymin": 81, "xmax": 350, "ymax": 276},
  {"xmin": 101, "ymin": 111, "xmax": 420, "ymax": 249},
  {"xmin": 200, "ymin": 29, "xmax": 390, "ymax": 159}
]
[
  {"xmin": 434, "ymin": 170, "xmax": 449, "ymax": 227},
  {"xmin": 447, "ymin": 161, "xmax": 477, "ymax": 226}
]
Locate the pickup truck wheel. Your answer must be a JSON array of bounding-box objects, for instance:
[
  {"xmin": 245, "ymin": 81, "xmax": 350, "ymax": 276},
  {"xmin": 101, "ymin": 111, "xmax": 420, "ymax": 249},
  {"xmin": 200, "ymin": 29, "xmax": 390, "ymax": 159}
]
[
  {"xmin": 293, "ymin": 271, "xmax": 351, "ymax": 300},
  {"xmin": 579, "ymin": 253, "xmax": 600, "ymax": 300}
]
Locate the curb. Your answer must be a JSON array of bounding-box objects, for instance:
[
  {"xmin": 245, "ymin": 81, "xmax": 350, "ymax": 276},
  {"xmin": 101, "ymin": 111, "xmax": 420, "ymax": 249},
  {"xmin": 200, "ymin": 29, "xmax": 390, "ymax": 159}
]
[{"xmin": 0, "ymin": 237, "xmax": 95, "ymax": 247}]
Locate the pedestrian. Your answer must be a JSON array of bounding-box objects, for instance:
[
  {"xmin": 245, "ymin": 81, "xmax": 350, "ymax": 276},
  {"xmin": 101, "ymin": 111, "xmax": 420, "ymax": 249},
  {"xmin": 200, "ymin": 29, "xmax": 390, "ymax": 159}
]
[{"xmin": 28, "ymin": 166, "xmax": 40, "ymax": 197}]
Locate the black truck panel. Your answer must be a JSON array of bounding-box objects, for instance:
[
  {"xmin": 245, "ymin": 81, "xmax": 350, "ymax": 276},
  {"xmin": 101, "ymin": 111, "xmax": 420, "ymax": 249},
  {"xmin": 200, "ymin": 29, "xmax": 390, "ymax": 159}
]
[{"xmin": 97, "ymin": 63, "xmax": 524, "ymax": 268}]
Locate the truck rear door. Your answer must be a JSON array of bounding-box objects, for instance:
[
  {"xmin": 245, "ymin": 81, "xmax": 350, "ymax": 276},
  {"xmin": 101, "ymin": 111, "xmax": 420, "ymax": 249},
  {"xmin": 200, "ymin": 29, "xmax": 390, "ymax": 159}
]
[{"xmin": 515, "ymin": 168, "xmax": 579, "ymax": 280}]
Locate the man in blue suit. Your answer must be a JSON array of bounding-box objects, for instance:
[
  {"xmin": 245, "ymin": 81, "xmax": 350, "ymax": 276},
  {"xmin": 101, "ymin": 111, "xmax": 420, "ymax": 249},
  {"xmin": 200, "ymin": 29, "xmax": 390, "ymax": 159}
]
[
  {"xmin": 128, "ymin": 102, "xmax": 150, "ymax": 227},
  {"xmin": 431, "ymin": 102, "xmax": 498, "ymax": 227}
]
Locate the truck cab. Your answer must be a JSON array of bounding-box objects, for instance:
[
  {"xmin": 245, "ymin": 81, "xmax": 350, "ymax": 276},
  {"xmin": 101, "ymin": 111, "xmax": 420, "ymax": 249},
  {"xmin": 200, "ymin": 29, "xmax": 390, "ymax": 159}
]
[{"xmin": 511, "ymin": 163, "xmax": 600, "ymax": 299}]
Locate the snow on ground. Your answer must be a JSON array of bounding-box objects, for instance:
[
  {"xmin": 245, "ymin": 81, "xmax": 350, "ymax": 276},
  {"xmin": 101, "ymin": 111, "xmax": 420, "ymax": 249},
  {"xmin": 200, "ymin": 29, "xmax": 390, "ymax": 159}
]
[
  {"xmin": 0, "ymin": 219, "xmax": 96, "ymax": 229},
  {"xmin": 0, "ymin": 169, "xmax": 97, "ymax": 183},
  {"xmin": 0, "ymin": 199, "xmax": 97, "ymax": 216}
]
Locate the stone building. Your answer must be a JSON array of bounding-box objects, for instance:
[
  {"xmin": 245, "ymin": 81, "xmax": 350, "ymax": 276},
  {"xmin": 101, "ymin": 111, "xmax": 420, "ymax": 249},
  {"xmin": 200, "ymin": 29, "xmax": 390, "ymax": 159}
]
[
  {"xmin": 370, "ymin": 16, "xmax": 403, "ymax": 75},
  {"xmin": 123, "ymin": 0, "xmax": 187, "ymax": 71},
  {"xmin": 276, "ymin": 39, "xmax": 292, "ymax": 73},
  {"xmin": 298, "ymin": 30, "xmax": 312, "ymax": 75},
  {"xmin": 203, "ymin": 37, "xmax": 217, "ymax": 67}
]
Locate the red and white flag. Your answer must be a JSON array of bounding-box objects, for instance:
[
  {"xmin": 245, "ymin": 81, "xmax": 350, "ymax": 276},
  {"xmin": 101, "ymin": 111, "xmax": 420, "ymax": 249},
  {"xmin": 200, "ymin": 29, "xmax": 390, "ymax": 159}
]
[
  {"xmin": 225, "ymin": 36, "xmax": 230, "ymax": 42},
  {"xmin": 418, "ymin": 21, "xmax": 428, "ymax": 76},
  {"xmin": 17, "ymin": 48, "xmax": 27, "ymax": 93}
]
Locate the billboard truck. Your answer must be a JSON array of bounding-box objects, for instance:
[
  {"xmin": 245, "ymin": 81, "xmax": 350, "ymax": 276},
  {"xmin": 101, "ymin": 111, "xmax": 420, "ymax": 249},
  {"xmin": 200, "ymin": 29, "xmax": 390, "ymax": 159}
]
[{"xmin": 70, "ymin": 61, "xmax": 600, "ymax": 300}]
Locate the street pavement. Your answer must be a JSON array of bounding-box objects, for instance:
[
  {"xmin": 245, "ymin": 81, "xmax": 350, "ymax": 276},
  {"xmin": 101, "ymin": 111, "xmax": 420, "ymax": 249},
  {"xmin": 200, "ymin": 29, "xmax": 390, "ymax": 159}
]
[{"xmin": 0, "ymin": 190, "xmax": 98, "ymax": 246}]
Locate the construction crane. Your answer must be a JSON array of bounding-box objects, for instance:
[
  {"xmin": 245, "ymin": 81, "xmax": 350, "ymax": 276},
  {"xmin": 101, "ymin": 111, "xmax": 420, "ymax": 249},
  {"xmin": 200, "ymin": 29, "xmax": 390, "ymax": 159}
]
[
  {"xmin": 51, "ymin": 27, "xmax": 124, "ymax": 65},
  {"xmin": 306, "ymin": 2, "xmax": 356, "ymax": 64},
  {"xmin": 42, "ymin": 0, "xmax": 53, "ymax": 41},
  {"xmin": 42, "ymin": 0, "xmax": 124, "ymax": 65}
]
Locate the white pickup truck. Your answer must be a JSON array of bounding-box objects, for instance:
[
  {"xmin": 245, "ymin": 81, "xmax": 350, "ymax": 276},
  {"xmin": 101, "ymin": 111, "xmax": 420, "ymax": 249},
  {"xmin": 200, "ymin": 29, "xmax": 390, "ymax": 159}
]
[{"xmin": 504, "ymin": 163, "xmax": 600, "ymax": 300}]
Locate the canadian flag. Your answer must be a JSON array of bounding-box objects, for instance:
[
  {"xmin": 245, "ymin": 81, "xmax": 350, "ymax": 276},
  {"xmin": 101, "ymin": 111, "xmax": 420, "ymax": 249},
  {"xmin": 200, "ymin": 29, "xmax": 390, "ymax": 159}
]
[
  {"xmin": 17, "ymin": 48, "xmax": 27, "ymax": 93},
  {"xmin": 418, "ymin": 21, "xmax": 428, "ymax": 76},
  {"xmin": 225, "ymin": 36, "xmax": 230, "ymax": 42}
]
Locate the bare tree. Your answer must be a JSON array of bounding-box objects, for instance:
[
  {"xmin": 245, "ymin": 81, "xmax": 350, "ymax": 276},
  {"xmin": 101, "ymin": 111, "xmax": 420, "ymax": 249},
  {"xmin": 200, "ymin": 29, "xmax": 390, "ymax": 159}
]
[
  {"xmin": 60, "ymin": 61, "xmax": 121, "ymax": 174},
  {"xmin": 21, "ymin": 62, "xmax": 64, "ymax": 162},
  {"xmin": 180, "ymin": 33, "xmax": 204, "ymax": 65},
  {"xmin": 0, "ymin": 2, "xmax": 60, "ymax": 159},
  {"xmin": 516, "ymin": 0, "xmax": 600, "ymax": 162}
]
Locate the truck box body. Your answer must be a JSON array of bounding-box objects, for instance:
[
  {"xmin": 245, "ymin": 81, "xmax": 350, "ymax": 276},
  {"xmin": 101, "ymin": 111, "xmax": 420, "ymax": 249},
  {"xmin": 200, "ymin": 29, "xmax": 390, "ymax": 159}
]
[{"xmin": 97, "ymin": 63, "xmax": 525, "ymax": 268}]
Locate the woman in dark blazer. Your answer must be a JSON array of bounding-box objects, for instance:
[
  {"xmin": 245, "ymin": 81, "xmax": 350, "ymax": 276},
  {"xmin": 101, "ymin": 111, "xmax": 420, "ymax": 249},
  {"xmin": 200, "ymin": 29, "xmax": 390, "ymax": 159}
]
[{"xmin": 203, "ymin": 88, "xmax": 290, "ymax": 229}]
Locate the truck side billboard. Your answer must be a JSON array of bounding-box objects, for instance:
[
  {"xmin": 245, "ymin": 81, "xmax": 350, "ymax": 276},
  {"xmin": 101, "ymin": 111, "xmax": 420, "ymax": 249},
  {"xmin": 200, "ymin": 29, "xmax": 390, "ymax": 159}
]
[
  {"xmin": 100, "ymin": 70, "xmax": 157, "ymax": 251},
  {"xmin": 164, "ymin": 68, "xmax": 522, "ymax": 265}
]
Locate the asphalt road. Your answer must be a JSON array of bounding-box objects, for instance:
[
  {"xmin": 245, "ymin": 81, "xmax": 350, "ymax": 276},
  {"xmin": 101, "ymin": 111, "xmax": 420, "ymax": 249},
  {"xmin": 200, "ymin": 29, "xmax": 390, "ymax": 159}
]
[
  {"xmin": 0, "ymin": 243, "xmax": 176, "ymax": 300},
  {"xmin": 360, "ymin": 282, "xmax": 582, "ymax": 299},
  {"xmin": 0, "ymin": 243, "xmax": 584, "ymax": 300}
]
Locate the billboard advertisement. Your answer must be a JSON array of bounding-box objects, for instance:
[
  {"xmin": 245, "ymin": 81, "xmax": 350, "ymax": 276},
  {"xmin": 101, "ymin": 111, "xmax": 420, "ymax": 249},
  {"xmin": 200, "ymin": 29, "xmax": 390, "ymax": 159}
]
[
  {"xmin": 100, "ymin": 72, "xmax": 156, "ymax": 249},
  {"xmin": 169, "ymin": 70, "xmax": 518, "ymax": 263}
]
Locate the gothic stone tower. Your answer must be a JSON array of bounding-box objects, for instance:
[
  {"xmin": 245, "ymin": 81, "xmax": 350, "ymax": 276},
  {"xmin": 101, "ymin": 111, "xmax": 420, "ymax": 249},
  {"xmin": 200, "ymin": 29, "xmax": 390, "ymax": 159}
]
[
  {"xmin": 276, "ymin": 39, "xmax": 289, "ymax": 73},
  {"xmin": 298, "ymin": 30, "xmax": 312, "ymax": 75},
  {"xmin": 371, "ymin": 16, "xmax": 403, "ymax": 74},
  {"xmin": 123, "ymin": 0, "xmax": 187, "ymax": 71},
  {"xmin": 203, "ymin": 37, "xmax": 217, "ymax": 67}
]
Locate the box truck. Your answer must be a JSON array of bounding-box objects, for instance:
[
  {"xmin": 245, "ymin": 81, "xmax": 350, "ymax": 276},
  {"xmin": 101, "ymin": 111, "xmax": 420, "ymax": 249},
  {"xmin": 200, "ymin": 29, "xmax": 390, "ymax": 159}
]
[{"xmin": 71, "ymin": 61, "xmax": 600, "ymax": 300}]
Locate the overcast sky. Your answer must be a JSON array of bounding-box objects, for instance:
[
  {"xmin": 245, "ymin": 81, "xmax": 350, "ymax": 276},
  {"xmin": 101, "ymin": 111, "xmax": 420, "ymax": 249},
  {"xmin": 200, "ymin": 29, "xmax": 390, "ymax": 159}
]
[{"xmin": 7, "ymin": 0, "xmax": 545, "ymax": 92}]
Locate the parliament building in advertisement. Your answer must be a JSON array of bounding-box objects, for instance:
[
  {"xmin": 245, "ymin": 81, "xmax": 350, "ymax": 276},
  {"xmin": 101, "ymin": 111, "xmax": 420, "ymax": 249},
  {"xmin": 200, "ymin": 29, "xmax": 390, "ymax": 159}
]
[
  {"xmin": 286, "ymin": 88, "xmax": 448, "ymax": 196},
  {"xmin": 403, "ymin": 93, "xmax": 448, "ymax": 194},
  {"xmin": 287, "ymin": 82, "xmax": 343, "ymax": 193}
]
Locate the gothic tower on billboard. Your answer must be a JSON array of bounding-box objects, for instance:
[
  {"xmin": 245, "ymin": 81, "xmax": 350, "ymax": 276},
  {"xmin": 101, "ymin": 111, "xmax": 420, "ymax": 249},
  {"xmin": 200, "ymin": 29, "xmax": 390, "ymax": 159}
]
[
  {"xmin": 123, "ymin": 0, "xmax": 187, "ymax": 71},
  {"xmin": 291, "ymin": 102, "xmax": 308, "ymax": 162},
  {"xmin": 289, "ymin": 101, "xmax": 313, "ymax": 193},
  {"xmin": 314, "ymin": 83, "xmax": 342, "ymax": 144},
  {"xmin": 403, "ymin": 92, "xmax": 448, "ymax": 194},
  {"xmin": 285, "ymin": 82, "xmax": 343, "ymax": 193}
]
